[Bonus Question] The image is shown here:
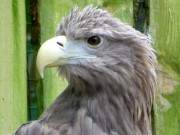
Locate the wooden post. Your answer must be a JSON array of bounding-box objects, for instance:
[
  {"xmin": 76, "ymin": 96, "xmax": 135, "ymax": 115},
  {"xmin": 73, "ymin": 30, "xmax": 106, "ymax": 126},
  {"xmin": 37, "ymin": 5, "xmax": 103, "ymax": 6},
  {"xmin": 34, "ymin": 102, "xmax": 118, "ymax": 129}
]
[
  {"xmin": 150, "ymin": 0, "xmax": 180, "ymax": 135},
  {"xmin": 133, "ymin": 0, "xmax": 149, "ymax": 33},
  {"xmin": 26, "ymin": 0, "xmax": 43, "ymax": 120},
  {"xmin": 0, "ymin": 0, "xmax": 27, "ymax": 134}
]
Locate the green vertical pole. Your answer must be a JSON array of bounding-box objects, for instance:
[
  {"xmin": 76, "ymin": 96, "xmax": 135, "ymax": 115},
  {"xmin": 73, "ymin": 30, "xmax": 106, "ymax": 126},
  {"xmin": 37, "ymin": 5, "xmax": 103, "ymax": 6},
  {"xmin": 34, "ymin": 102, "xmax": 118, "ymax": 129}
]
[
  {"xmin": 0, "ymin": 0, "xmax": 27, "ymax": 134},
  {"xmin": 133, "ymin": 0, "xmax": 149, "ymax": 33},
  {"xmin": 150, "ymin": 0, "xmax": 180, "ymax": 135},
  {"xmin": 26, "ymin": 0, "xmax": 43, "ymax": 120}
]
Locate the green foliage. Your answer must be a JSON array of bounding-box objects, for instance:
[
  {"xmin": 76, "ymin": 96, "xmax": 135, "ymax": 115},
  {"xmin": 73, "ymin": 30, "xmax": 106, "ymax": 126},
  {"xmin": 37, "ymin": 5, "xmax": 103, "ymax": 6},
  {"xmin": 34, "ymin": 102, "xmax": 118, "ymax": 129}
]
[
  {"xmin": 162, "ymin": 86, "xmax": 180, "ymax": 135},
  {"xmin": 155, "ymin": 85, "xmax": 180, "ymax": 135}
]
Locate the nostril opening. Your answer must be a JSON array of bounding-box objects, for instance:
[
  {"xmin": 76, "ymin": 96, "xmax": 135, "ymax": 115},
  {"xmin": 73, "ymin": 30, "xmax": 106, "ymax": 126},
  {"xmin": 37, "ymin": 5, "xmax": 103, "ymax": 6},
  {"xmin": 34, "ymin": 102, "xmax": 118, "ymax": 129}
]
[{"xmin": 57, "ymin": 42, "xmax": 63, "ymax": 47}]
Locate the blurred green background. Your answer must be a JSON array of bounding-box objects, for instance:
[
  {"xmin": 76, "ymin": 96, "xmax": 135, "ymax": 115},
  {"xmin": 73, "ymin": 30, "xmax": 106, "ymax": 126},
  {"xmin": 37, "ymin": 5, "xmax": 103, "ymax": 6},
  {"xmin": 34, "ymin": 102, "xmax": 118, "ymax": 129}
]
[{"xmin": 0, "ymin": 0, "xmax": 180, "ymax": 134}]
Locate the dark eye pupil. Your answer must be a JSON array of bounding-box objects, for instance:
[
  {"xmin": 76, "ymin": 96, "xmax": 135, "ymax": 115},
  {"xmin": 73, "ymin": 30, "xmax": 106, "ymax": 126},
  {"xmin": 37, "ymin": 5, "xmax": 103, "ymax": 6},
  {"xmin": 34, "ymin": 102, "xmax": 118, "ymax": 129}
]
[{"xmin": 87, "ymin": 36, "xmax": 101, "ymax": 46}]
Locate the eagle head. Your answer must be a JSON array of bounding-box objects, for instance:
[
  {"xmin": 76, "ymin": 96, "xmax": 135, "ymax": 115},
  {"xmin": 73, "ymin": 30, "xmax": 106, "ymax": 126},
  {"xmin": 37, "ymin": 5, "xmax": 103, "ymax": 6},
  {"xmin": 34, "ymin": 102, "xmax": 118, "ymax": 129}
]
[{"xmin": 36, "ymin": 6, "xmax": 156, "ymax": 135}]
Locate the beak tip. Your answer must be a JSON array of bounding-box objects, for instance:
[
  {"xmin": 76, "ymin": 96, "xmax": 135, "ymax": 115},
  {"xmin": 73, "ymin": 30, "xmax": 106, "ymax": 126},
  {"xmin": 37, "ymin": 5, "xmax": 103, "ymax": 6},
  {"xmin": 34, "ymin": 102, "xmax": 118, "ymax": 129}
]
[
  {"xmin": 37, "ymin": 64, "xmax": 44, "ymax": 79},
  {"xmin": 36, "ymin": 35, "xmax": 67, "ymax": 78},
  {"xmin": 40, "ymin": 73, "xmax": 44, "ymax": 79}
]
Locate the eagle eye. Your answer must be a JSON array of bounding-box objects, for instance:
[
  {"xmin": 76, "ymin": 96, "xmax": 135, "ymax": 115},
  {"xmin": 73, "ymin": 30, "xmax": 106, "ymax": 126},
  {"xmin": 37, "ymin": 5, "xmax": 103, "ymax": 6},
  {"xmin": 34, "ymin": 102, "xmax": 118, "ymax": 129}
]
[{"xmin": 87, "ymin": 36, "xmax": 101, "ymax": 47}]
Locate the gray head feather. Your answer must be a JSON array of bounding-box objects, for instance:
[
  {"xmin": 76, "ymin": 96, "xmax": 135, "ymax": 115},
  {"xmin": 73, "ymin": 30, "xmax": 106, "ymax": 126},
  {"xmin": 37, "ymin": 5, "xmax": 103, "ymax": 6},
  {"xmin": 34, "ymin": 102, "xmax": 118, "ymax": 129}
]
[
  {"xmin": 57, "ymin": 6, "xmax": 156, "ymax": 135},
  {"xmin": 15, "ymin": 6, "xmax": 156, "ymax": 135}
]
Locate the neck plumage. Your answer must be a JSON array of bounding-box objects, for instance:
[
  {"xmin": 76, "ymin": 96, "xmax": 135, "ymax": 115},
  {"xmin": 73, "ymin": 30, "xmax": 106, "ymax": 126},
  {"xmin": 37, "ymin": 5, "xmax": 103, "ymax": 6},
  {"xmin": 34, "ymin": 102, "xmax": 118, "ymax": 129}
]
[{"xmin": 41, "ymin": 65, "xmax": 154, "ymax": 135}]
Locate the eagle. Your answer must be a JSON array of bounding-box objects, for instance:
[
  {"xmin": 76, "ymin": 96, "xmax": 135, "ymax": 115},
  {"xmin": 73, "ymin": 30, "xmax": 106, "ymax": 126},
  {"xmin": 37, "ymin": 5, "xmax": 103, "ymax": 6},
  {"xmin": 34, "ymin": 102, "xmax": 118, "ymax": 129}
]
[{"xmin": 15, "ymin": 6, "xmax": 156, "ymax": 135}]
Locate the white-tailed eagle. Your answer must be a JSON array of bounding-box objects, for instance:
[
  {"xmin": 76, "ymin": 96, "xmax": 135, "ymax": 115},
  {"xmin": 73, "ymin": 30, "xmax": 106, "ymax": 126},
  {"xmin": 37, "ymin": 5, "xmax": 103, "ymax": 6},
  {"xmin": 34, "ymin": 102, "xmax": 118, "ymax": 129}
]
[{"xmin": 15, "ymin": 6, "xmax": 156, "ymax": 135}]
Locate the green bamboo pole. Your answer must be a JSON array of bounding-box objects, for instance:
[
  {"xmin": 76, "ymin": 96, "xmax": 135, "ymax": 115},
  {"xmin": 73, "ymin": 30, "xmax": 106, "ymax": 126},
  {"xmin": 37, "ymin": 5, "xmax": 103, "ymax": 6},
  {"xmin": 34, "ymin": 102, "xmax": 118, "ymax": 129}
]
[
  {"xmin": 150, "ymin": 0, "xmax": 180, "ymax": 135},
  {"xmin": 26, "ymin": 0, "xmax": 43, "ymax": 120},
  {"xmin": 0, "ymin": 0, "xmax": 27, "ymax": 134}
]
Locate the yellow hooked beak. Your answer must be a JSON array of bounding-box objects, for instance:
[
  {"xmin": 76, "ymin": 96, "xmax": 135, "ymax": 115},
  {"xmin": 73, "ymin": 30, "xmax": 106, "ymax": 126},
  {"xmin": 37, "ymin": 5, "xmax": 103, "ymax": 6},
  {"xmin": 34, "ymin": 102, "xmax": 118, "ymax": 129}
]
[{"xmin": 36, "ymin": 36, "xmax": 67, "ymax": 78}]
